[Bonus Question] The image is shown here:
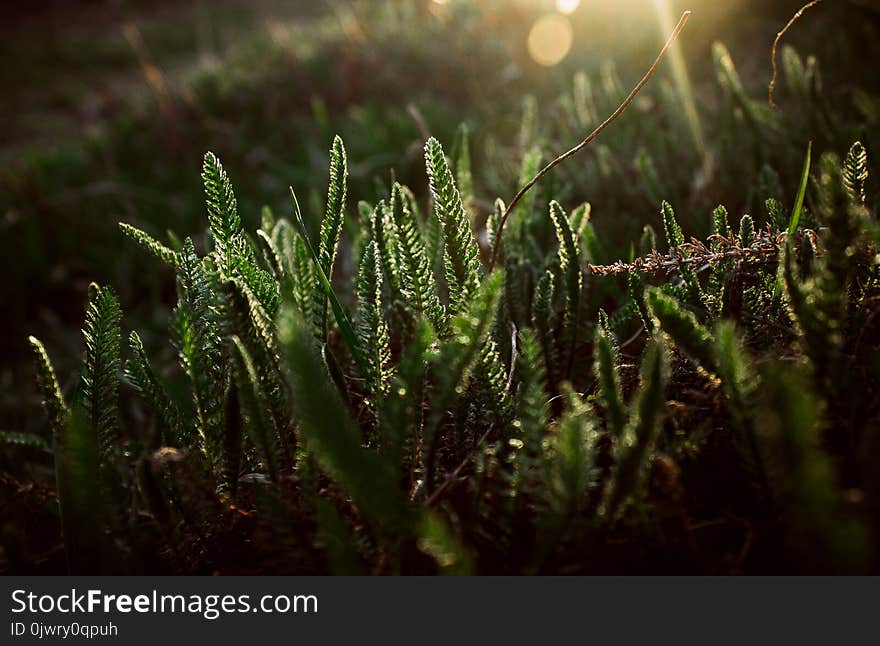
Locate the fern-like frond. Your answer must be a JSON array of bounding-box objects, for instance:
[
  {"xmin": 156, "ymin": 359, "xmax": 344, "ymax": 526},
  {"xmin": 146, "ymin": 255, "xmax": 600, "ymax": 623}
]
[
  {"xmin": 418, "ymin": 511, "xmax": 475, "ymax": 575},
  {"xmin": 549, "ymin": 385, "xmax": 597, "ymax": 518},
  {"xmin": 660, "ymin": 201, "xmax": 702, "ymax": 303},
  {"xmin": 319, "ymin": 135, "xmax": 348, "ymax": 280},
  {"xmin": 706, "ymin": 205, "xmax": 730, "ymax": 315},
  {"xmin": 843, "ymin": 141, "xmax": 868, "ymax": 205},
  {"xmin": 375, "ymin": 320, "xmax": 435, "ymax": 483},
  {"xmin": 423, "ymin": 271, "xmax": 504, "ymax": 494},
  {"xmin": 313, "ymin": 135, "xmax": 349, "ymax": 341},
  {"xmin": 220, "ymin": 276, "xmax": 293, "ymax": 469},
  {"xmin": 275, "ymin": 220, "xmax": 315, "ymax": 319},
  {"xmin": 391, "ymin": 182, "xmax": 445, "ymax": 332},
  {"xmin": 532, "ymin": 269, "xmax": 558, "ymax": 388},
  {"xmin": 230, "ymin": 336, "xmax": 279, "ymax": 482},
  {"xmin": 174, "ymin": 237, "xmax": 223, "ymax": 463},
  {"xmin": 471, "ymin": 335, "xmax": 512, "ymax": 433},
  {"xmin": 356, "ymin": 241, "xmax": 393, "ymax": 407},
  {"xmin": 512, "ymin": 329, "xmax": 550, "ymax": 511},
  {"xmin": 0, "ymin": 431, "xmax": 50, "ymax": 450},
  {"xmin": 639, "ymin": 224, "xmax": 657, "ymax": 257},
  {"xmin": 28, "ymin": 336, "xmax": 68, "ymax": 440},
  {"xmin": 512, "ymin": 147, "xmax": 542, "ymax": 254},
  {"xmin": 202, "ymin": 151, "xmax": 241, "ymax": 272},
  {"xmin": 425, "ymin": 137, "xmax": 482, "ymax": 314},
  {"xmin": 81, "ymin": 283, "xmax": 122, "ymax": 462},
  {"xmin": 628, "ymin": 271, "xmax": 654, "ymax": 334},
  {"xmin": 738, "ymin": 214, "xmax": 755, "ymax": 245},
  {"xmin": 549, "ymin": 200, "xmax": 582, "ymax": 375},
  {"xmin": 454, "ymin": 123, "xmax": 474, "ymax": 210},
  {"xmin": 713, "ymin": 321, "xmax": 770, "ymax": 503},
  {"xmin": 646, "ymin": 287, "xmax": 717, "ymax": 375},
  {"xmin": 279, "ymin": 308, "xmax": 407, "ymax": 532},
  {"xmin": 593, "ymin": 323, "xmax": 625, "ymax": 439},
  {"xmin": 485, "ymin": 197, "xmax": 504, "ymax": 257},
  {"xmin": 370, "ymin": 200, "xmax": 401, "ymax": 296},
  {"xmin": 758, "ymin": 363, "xmax": 869, "ymax": 572},
  {"xmin": 256, "ymin": 228, "xmax": 285, "ymax": 284},
  {"xmin": 230, "ymin": 233, "xmax": 280, "ymax": 316},
  {"xmin": 290, "ymin": 187, "xmax": 370, "ymax": 378},
  {"xmin": 119, "ymin": 222, "xmax": 178, "ymax": 267},
  {"xmin": 604, "ymin": 335, "xmax": 669, "ymax": 519},
  {"xmin": 661, "ymin": 200, "xmax": 685, "ymax": 249},
  {"xmin": 125, "ymin": 331, "xmax": 186, "ymax": 445}
]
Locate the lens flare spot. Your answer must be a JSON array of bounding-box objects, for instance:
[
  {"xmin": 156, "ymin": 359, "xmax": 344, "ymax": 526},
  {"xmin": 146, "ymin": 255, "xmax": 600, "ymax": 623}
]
[
  {"xmin": 528, "ymin": 14, "xmax": 573, "ymax": 67},
  {"xmin": 555, "ymin": 0, "xmax": 581, "ymax": 15}
]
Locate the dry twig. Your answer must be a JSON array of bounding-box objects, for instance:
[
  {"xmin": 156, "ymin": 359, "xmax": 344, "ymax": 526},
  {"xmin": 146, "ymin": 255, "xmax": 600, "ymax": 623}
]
[
  {"xmin": 589, "ymin": 226, "xmax": 819, "ymax": 277},
  {"xmin": 487, "ymin": 10, "xmax": 692, "ymax": 272},
  {"xmin": 768, "ymin": 0, "xmax": 825, "ymax": 109}
]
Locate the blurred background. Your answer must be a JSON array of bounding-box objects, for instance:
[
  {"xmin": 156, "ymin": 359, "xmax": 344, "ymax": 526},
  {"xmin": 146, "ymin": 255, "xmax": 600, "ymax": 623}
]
[{"xmin": 2, "ymin": 0, "xmax": 879, "ymax": 446}]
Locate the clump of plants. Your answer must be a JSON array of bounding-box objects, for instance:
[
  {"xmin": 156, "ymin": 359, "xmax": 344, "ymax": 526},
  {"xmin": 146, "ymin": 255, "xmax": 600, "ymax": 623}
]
[{"xmin": 17, "ymin": 117, "xmax": 880, "ymax": 573}]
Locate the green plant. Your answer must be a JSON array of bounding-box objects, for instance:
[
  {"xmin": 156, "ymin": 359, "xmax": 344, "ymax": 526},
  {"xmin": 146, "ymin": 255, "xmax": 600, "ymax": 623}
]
[{"xmin": 19, "ymin": 124, "xmax": 878, "ymax": 575}]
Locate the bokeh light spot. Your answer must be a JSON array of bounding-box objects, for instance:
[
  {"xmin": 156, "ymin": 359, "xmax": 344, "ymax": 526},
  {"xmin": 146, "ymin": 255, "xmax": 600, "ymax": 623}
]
[
  {"xmin": 555, "ymin": 0, "xmax": 581, "ymax": 15},
  {"xmin": 527, "ymin": 14, "xmax": 573, "ymax": 67}
]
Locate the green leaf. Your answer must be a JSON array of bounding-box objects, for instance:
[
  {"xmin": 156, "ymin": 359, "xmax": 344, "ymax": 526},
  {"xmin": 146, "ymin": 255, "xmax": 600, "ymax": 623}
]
[
  {"xmin": 788, "ymin": 142, "xmax": 813, "ymax": 238},
  {"xmin": 774, "ymin": 142, "xmax": 812, "ymax": 304}
]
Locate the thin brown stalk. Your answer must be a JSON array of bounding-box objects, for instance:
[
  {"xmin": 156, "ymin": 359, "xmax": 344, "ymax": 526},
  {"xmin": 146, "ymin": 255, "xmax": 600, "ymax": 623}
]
[
  {"xmin": 768, "ymin": 0, "xmax": 825, "ymax": 109},
  {"xmin": 487, "ymin": 10, "xmax": 692, "ymax": 272}
]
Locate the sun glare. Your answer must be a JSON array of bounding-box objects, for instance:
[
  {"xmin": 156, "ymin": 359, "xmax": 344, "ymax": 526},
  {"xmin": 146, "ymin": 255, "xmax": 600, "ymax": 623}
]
[
  {"xmin": 555, "ymin": 0, "xmax": 581, "ymax": 15},
  {"xmin": 528, "ymin": 14, "xmax": 574, "ymax": 67}
]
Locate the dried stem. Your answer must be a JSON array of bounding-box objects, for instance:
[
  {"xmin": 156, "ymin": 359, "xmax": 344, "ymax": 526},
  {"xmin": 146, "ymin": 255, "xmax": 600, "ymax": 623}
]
[
  {"xmin": 768, "ymin": 0, "xmax": 825, "ymax": 109},
  {"xmin": 589, "ymin": 226, "xmax": 819, "ymax": 277},
  {"xmin": 487, "ymin": 10, "xmax": 692, "ymax": 272}
]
